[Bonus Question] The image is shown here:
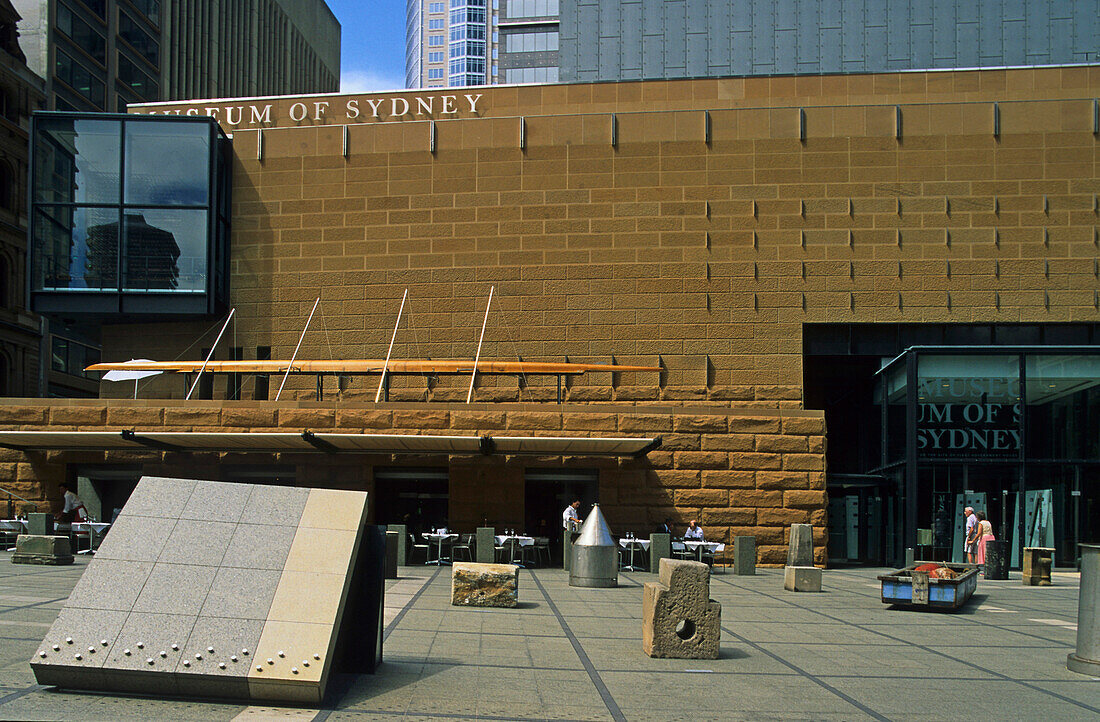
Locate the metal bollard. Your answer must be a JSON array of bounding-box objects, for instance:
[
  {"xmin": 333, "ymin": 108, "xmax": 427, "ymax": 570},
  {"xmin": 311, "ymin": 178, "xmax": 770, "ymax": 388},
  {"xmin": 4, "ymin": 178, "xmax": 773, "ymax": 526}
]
[{"xmin": 1068, "ymin": 544, "xmax": 1100, "ymax": 675}]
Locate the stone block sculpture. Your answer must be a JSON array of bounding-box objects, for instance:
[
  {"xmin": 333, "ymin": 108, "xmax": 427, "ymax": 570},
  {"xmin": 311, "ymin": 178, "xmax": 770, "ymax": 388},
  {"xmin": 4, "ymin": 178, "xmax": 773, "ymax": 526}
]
[
  {"xmin": 31, "ymin": 476, "xmax": 377, "ymax": 704},
  {"xmin": 643, "ymin": 558, "xmax": 721, "ymax": 659},
  {"xmin": 1022, "ymin": 547, "xmax": 1055, "ymax": 586},
  {"xmin": 451, "ymin": 562, "xmax": 519, "ymax": 607},
  {"xmin": 784, "ymin": 523, "xmax": 820, "ymax": 592},
  {"xmin": 12, "ymin": 535, "xmax": 73, "ymax": 565}
]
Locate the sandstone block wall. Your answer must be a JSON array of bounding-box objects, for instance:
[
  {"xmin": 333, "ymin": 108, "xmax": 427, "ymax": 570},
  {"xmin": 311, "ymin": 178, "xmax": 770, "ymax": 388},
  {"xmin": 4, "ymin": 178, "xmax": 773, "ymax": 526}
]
[
  {"xmin": 0, "ymin": 399, "xmax": 827, "ymax": 565},
  {"xmin": 110, "ymin": 66, "xmax": 1100, "ymax": 404}
]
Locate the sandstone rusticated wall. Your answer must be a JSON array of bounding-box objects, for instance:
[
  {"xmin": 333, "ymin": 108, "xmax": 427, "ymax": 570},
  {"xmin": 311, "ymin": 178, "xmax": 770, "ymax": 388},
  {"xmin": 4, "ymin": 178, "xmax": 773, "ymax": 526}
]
[{"xmin": 0, "ymin": 399, "xmax": 826, "ymax": 565}]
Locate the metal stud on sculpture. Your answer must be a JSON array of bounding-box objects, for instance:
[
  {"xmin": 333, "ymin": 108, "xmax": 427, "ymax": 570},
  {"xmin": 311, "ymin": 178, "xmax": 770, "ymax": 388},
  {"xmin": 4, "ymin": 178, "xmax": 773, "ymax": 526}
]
[{"xmin": 569, "ymin": 504, "xmax": 618, "ymax": 588}]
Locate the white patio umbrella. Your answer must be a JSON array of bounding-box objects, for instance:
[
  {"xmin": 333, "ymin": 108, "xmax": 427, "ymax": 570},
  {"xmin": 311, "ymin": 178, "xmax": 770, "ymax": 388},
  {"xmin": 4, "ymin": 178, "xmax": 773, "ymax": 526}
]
[{"xmin": 100, "ymin": 359, "xmax": 164, "ymax": 398}]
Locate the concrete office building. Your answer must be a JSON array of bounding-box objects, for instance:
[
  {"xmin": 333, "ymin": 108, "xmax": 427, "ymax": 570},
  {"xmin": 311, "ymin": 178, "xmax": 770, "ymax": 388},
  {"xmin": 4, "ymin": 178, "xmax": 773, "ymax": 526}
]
[
  {"xmin": 5, "ymin": 64, "xmax": 1100, "ymax": 569},
  {"xmin": 14, "ymin": 0, "xmax": 341, "ymax": 112}
]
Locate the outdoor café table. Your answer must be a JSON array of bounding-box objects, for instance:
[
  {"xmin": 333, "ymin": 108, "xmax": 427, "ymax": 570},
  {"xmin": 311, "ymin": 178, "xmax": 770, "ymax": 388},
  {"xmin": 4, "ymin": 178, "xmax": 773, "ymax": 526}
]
[
  {"xmin": 494, "ymin": 535, "xmax": 534, "ymax": 567},
  {"xmin": 683, "ymin": 540, "xmax": 722, "ymax": 563},
  {"xmin": 1, "ymin": 519, "xmax": 27, "ymax": 551},
  {"xmin": 70, "ymin": 521, "xmax": 111, "ymax": 554},
  {"xmin": 618, "ymin": 537, "xmax": 650, "ymax": 571},
  {"xmin": 421, "ymin": 532, "xmax": 458, "ymax": 565}
]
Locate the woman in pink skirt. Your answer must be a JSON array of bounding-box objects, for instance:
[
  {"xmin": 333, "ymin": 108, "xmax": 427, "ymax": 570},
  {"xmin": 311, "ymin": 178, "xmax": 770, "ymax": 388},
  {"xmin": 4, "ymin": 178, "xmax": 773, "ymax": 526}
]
[{"xmin": 974, "ymin": 510, "xmax": 996, "ymax": 568}]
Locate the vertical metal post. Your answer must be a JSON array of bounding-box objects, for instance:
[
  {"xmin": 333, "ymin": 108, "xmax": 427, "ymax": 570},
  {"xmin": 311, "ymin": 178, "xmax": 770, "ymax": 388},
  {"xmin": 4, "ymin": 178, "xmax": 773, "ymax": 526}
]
[{"xmin": 904, "ymin": 351, "xmax": 919, "ymax": 556}]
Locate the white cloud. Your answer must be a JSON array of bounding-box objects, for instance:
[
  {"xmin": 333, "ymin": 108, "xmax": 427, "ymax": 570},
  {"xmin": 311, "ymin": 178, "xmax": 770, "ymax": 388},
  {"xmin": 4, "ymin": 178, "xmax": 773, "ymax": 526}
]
[{"xmin": 341, "ymin": 68, "xmax": 407, "ymax": 93}]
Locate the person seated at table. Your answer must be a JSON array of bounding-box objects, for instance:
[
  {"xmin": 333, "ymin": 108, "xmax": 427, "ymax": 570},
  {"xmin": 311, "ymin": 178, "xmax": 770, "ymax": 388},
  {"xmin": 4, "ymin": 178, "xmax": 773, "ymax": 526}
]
[
  {"xmin": 655, "ymin": 517, "xmax": 673, "ymax": 535},
  {"xmin": 683, "ymin": 519, "xmax": 704, "ymax": 541},
  {"xmin": 57, "ymin": 483, "xmax": 82, "ymax": 524}
]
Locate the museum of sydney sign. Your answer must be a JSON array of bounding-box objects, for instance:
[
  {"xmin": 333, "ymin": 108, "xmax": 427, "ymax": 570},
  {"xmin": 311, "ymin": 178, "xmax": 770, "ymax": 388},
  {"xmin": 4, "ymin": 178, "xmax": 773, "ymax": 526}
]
[{"xmin": 916, "ymin": 376, "xmax": 1021, "ymax": 458}]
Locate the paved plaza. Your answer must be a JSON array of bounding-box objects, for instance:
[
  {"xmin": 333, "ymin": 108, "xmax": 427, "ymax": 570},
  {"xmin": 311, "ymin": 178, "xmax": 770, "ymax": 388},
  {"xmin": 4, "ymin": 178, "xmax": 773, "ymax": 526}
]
[{"xmin": 1, "ymin": 552, "xmax": 1098, "ymax": 721}]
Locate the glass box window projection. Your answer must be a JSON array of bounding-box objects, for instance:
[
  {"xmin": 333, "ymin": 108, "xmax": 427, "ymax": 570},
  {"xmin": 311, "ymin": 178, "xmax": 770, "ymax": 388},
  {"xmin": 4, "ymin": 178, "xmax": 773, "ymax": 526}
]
[{"xmin": 29, "ymin": 113, "xmax": 231, "ymax": 317}]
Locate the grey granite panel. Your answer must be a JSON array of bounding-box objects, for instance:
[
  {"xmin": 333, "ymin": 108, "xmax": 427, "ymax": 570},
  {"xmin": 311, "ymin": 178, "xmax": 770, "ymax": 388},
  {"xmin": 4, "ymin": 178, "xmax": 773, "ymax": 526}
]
[
  {"xmin": 104, "ymin": 612, "xmax": 196, "ymax": 679},
  {"xmin": 179, "ymin": 480, "xmax": 253, "ymax": 523},
  {"xmin": 175, "ymin": 616, "xmax": 263, "ymax": 679},
  {"xmin": 240, "ymin": 485, "xmax": 309, "ymax": 527},
  {"xmin": 132, "ymin": 563, "xmax": 217, "ymax": 615},
  {"xmin": 199, "ymin": 567, "xmax": 281, "ymax": 620},
  {"xmin": 222, "ymin": 523, "xmax": 298, "ymax": 571},
  {"xmin": 98, "ymin": 667, "xmax": 179, "ymax": 697},
  {"xmin": 157, "ymin": 519, "xmax": 237, "ymax": 566},
  {"xmin": 32, "ymin": 607, "xmax": 129, "ymax": 673},
  {"xmin": 92, "ymin": 515, "xmax": 178, "ymax": 563},
  {"xmin": 65, "ymin": 559, "xmax": 154, "ymax": 612},
  {"xmin": 118, "ymin": 477, "xmax": 197, "ymax": 519},
  {"xmin": 174, "ymin": 674, "xmax": 251, "ymax": 700}
]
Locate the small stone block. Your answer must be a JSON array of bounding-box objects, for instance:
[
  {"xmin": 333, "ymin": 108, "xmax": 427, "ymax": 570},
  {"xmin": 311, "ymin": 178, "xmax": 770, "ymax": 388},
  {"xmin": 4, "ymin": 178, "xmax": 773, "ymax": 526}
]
[
  {"xmin": 475, "ymin": 527, "xmax": 496, "ymax": 564},
  {"xmin": 11, "ymin": 535, "xmax": 73, "ymax": 565},
  {"xmin": 643, "ymin": 559, "xmax": 721, "ymax": 659},
  {"xmin": 733, "ymin": 536, "xmax": 756, "ymax": 575},
  {"xmin": 451, "ymin": 562, "xmax": 518, "ymax": 607},
  {"xmin": 27, "ymin": 513, "xmax": 54, "ymax": 536},
  {"xmin": 649, "ymin": 533, "xmax": 671, "ymax": 572},
  {"xmin": 783, "ymin": 566, "xmax": 821, "ymax": 592},
  {"xmin": 387, "ymin": 524, "xmax": 408, "ymax": 566},
  {"xmin": 384, "ymin": 532, "xmax": 398, "ymax": 579},
  {"xmin": 1022, "ymin": 547, "xmax": 1055, "ymax": 586},
  {"xmin": 787, "ymin": 524, "xmax": 813, "ymax": 567}
]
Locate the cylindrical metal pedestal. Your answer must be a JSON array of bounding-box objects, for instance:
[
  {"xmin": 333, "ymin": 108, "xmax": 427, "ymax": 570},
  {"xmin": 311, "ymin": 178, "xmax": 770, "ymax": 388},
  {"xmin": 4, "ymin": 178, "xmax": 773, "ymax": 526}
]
[
  {"xmin": 1068, "ymin": 544, "xmax": 1100, "ymax": 675},
  {"xmin": 985, "ymin": 540, "xmax": 1009, "ymax": 580}
]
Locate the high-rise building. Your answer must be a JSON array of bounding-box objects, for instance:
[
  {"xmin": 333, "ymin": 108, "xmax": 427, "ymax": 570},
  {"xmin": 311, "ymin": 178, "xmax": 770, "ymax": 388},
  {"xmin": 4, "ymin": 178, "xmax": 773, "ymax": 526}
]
[
  {"xmin": 410, "ymin": 0, "xmax": 1098, "ymax": 88},
  {"xmin": 14, "ymin": 0, "xmax": 341, "ymax": 112},
  {"xmin": 407, "ymin": 0, "xmax": 504, "ymax": 89}
]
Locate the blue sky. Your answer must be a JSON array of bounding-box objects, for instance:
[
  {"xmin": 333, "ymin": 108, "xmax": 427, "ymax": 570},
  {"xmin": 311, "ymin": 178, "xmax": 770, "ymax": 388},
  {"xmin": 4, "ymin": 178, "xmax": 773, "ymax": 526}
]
[{"xmin": 327, "ymin": 0, "xmax": 409, "ymax": 93}]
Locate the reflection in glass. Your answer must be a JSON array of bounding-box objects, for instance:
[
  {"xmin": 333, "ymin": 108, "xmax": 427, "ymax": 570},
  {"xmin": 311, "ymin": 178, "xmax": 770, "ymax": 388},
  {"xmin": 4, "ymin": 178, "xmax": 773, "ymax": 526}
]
[
  {"xmin": 34, "ymin": 118, "xmax": 119, "ymax": 204},
  {"xmin": 120, "ymin": 210, "xmax": 207, "ymax": 292},
  {"xmin": 33, "ymin": 205, "xmax": 118, "ymax": 290},
  {"xmin": 1026, "ymin": 355, "xmax": 1100, "ymax": 460},
  {"xmin": 124, "ymin": 122, "xmax": 208, "ymax": 205}
]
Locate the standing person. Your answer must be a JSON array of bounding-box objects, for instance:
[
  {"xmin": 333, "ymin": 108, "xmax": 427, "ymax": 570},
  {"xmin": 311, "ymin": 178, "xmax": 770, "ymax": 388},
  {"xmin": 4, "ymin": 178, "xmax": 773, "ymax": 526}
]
[
  {"xmin": 974, "ymin": 511, "xmax": 996, "ymax": 571},
  {"xmin": 684, "ymin": 519, "xmax": 704, "ymax": 541},
  {"xmin": 963, "ymin": 506, "xmax": 977, "ymax": 564},
  {"xmin": 57, "ymin": 482, "xmax": 81, "ymax": 524},
  {"xmin": 562, "ymin": 500, "xmax": 581, "ymax": 531}
]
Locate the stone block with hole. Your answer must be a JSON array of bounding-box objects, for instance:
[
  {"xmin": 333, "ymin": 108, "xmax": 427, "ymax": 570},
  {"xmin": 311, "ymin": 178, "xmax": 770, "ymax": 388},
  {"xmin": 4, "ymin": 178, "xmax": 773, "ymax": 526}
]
[
  {"xmin": 642, "ymin": 558, "xmax": 720, "ymax": 659},
  {"xmin": 451, "ymin": 562, "xmax": 518, "ymax": 607}
]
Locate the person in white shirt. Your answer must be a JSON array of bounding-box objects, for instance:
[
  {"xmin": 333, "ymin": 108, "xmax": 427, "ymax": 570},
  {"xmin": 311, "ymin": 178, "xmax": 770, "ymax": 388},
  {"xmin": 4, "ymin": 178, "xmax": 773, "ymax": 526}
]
[
  {"xmin": 59, "ymin": 482, "xmax": 81, "ymax": 524},
  {"xmin": 562, "ymin": 500, "xmax": 581, "ymax": 530},
  {"xmin": 684, "ymin": 519, "xmax": 704, "ymax": 541},
  {"xmin": 963, "ymin": 506, "xmax": 977, "ymax": 564}
]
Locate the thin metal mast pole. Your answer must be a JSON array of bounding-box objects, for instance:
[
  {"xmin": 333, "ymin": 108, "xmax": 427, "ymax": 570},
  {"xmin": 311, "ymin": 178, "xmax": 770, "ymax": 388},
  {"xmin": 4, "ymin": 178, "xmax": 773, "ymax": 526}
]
[
  {"xmin": 275, "ymin": 297, "xmax": 320, "ymax": 402},
  {"xmin": 185, "ymin": 308, "xmax": 235, "ymax": 401},
  {"xmin": 375, "ymin": 288, "xmax": 408, "ymax": 403},
  {"xmin": 466, "ymin": 286, "xmax": 494, "ymax": 404}
]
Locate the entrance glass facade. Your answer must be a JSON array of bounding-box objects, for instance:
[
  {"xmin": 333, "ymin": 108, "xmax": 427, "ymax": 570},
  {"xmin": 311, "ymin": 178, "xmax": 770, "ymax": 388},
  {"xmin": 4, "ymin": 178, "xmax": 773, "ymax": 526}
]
[{"xmin": 876, "ymin": 347, "xmax": 1100, "ymax": 568}]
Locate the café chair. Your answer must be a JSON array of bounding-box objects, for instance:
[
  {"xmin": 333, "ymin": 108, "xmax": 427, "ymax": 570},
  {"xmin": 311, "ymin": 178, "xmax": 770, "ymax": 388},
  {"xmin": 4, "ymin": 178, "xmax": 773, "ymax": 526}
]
[
  {"xmin": 452, "ymin": 533, "xmax": 474, "ymax": 562},
  {"xmin": 408, "ymin": 533, "xmax": 429, "ymax": 565}
]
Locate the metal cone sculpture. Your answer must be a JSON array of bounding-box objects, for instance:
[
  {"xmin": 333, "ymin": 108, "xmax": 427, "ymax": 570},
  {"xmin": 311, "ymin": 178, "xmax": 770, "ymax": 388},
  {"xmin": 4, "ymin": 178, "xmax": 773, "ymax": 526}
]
[{"xmin": 569, "ymin": 504, "xmax": 618, "ymax": 588}]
